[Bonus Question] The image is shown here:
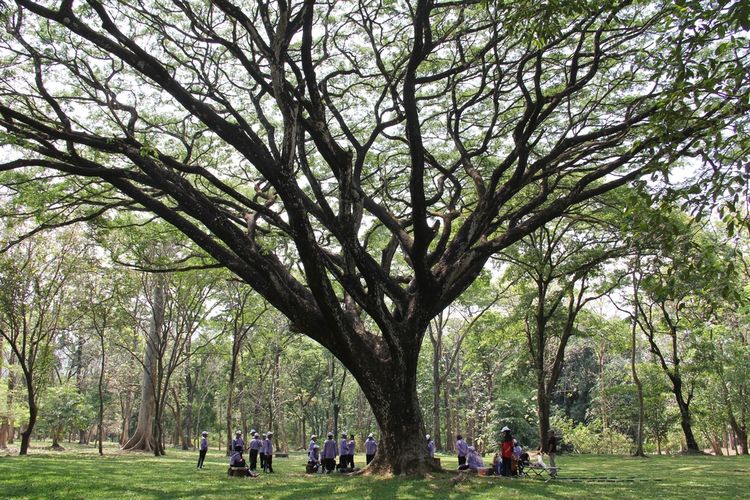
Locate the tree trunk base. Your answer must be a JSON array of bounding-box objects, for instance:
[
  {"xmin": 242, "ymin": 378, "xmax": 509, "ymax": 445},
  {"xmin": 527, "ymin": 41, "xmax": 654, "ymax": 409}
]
[
  {"xmin": 49, "ymin": 443, "xmax": 65, "ymax": 451},
  {"xmin": 358, "ymin": 455, "xmax": 444, "ymax": 477}
]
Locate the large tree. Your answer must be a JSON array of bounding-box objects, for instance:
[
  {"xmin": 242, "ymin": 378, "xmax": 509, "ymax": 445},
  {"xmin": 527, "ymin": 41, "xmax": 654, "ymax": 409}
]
[{"xmin": 0, "ymin": 0, "xmax": 748, "ymax": 472}]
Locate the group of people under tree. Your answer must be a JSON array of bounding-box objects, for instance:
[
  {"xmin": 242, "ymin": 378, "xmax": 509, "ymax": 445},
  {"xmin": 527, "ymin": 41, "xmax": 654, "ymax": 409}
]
[
  {"xmin": 455, "ymin": 428, "xmax": 558, "ymax": 477},
  {"xmin": 307, "ymin": 432, "xmax": 379, "ymax": 473},
  {"xmin": 227, "ymin": 430, "xmax": 275, "ymax": 474},
  {"xmin": 202, "ymin": 424, "xmax": 557, "ymax": 477}
]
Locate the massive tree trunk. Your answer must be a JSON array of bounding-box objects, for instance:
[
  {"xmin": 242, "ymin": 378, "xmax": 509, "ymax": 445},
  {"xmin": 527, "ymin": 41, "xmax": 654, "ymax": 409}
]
[
  {"xmin": 122, "ymin": 279, "xmax": 164, "ymax": 452},
  {"xmin": 359, "ymin": 358, "xmax": 438, "ymax": 475}
]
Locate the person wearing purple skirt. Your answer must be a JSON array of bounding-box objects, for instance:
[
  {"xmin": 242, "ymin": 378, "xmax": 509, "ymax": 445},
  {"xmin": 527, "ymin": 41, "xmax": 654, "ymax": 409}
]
[
  {"xmin": 322, "ymin": 432, "xmax": 338, "ymax": 473},
  {"xmin": 365, "ymin": 433, "xmax": 377, "ymax": 465},
  {"xmin": 197, "ymin": 431, "xmax": 208, "ymax": 469},
  {"xmin": 263, "ymin": 431, "xmax": 274, "ymax": 473},
  {"xmin": 456, "ymin": 434, "xmax": 469, "ymax": 467},
  {"xmin": 338, "ymin": 433, "xmax": 348, "ymax": 471},
  {"xmin": 249, "ymin": 432, "xmax": 261, "ymax": 471}
]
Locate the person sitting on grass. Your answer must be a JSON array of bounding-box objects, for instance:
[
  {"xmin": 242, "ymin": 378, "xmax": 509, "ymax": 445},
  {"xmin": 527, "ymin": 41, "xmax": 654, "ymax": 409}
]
[
  {"xmin": 308, "ymin": 434, "xmax": 320, "ymax": 473},
  {"xmin": 457, "ymin": 446, "xmax": 484, "ymax": 472}
]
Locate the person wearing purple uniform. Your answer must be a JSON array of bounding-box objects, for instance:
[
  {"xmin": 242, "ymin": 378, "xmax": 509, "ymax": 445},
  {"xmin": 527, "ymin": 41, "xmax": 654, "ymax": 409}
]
[
  {"xmin": 197, "ymin": 431, "xmax": 208, "ymax": 469},
  {"xmin": 263, "ymin": 431, "xmax": 274, "ymax": 472},
  {"xmin": 338, "ymin": 433, "xmax": 348, "ymax": 471},
  {"xmin": 426, "ymin": 434, "xmax": 435, "ymax": 458},
  {"xmin": 249, "ymin": 432, "xmax": 261, "ymax": 471},
  {"xmin": 347, "ymin": 436, "xmax": 356, "ymax": 469},
  {"xmin": 458, "ymin": 446, "xmax": 484, "ymax": 471},
  {"xmin": 322, "ymin": 432, "xmax": 338, "ymax": 473},
  {"xmin": 259, "ymin": 433, "xmax": 267, "ymax": 471},
  {"xmin": 456, "ymin": 434, "xmax": 469, "ymax": 467},
  {"xmin": 308, "ymin": 434, "xmax": 320, "ymax": 472},
  {"xmin": 365, "ymin": 433, "xmax": 377, "ymax": 465},
  {"xmin": 232, "ymin": 430, "xmax": 244, "ymax": 454}
]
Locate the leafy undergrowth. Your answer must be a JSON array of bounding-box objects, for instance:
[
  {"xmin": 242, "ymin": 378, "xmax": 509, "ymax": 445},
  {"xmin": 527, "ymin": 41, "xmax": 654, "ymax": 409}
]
[{"xmin": 1, "ymin": 442, "xmax": 748, "ymax": 499}]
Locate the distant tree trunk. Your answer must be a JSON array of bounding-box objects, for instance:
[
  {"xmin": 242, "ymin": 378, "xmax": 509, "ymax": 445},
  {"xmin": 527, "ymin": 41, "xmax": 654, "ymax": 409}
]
[
  {"xmin": 19, "ymin": 371, "xmax": 37, "ymax": 455},
  {"xmin": 76, "ymin": 334, "xmax": 87, "ymax": 445},
  {"xmin": 630, "ymin": 286, "xmax": 645, "ymax": 457},
  {"xmin": 182, "ymin": 366, "xmax": 194, "ymax": 450},
  {"xmin": 0, "ymin": 339, "xmax": 11, "ymax": 449},
  {"xmin": 97, "ymin": 327, "xmax": 105, "ymax": 456},
  {"xmin": 122, "ymin": 279, "xmax": 164, "ymax": 452},
  {"xmin": 429, "ymin": 323, "xmax": 442, "ymax": 451},
  {"xmin": 443, "ymin": 384, "xmax": 452, "ymax": 452}
]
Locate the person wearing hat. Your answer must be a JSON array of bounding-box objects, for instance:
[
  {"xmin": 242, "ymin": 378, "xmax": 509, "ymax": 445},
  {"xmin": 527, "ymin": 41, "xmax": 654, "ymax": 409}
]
[
  {"xmin": 456, "ymin": 434, "xmax": 469, "ymax": 467},
  {"xmin": 346, "ymin": 433, "xmax": 357, "ymax": 469},
  {"xmin": 500, "ymin": 427, "xmax": 514, "ymax": 476},
  {"xmin": 322, "ymin": 432, "xmax": 338, "ymax": 473},
  {"xmin": 232, "ymin": 430, "xmax": 244, "ymax": 454},
  {"xmin": 308, "ymin": 434, "xmax": 320, "ymax": 472},
  {"xmin": 249, "ymin": 432, "xmax": 262, "ymax": 471},
  {"xmin": 426, "ymin": 434, "xmax": 435, "ymax": 459},
  {"xmin": 338, "ymin": 433, "xmax": 348, "ymax": 471},
  {"xmin": 262, "ymin": 431, "xmax": 274, "ymax": 472},
  {"xmin": 365, "ymin": 433, "xmax": 378, "ymax": 465},
  {"xmin": 197, "ymin": 431, "xmax": 208, "ymax": 469}
]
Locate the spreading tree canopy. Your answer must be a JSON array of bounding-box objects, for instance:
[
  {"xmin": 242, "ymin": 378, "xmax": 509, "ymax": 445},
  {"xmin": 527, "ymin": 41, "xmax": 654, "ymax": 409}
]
[{"xmin": 0, "ymin": 0, "xmax": 748, "ymax": 473}]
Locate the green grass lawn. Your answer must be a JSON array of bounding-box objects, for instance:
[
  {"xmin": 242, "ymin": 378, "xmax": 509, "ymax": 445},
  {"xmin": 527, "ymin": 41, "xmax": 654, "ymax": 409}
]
[{"xmin": 1, "ymin": 441, "xmax": 748, "ymax": 499}]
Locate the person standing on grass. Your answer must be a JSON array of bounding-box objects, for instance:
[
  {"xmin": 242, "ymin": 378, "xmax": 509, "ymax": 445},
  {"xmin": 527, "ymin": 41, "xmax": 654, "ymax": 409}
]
[
  {"xmin": 263, "ymin": 431, "xmax": 274, "ymax": 473},
  {"xmin": 456, "ymin": 434, "xmax": 469, "ymax": 467},
  {"xmin": 338, "ymin": 433, "xmax": 349, "ymax": 471},
  {"xmin": 249, "ymin": 432, "xmax": 262, "ymax": 471},
  {"xmin": 232, "ymin": 430, "xmax": 244, "ymax": 454},
  {"xmin": 347, "ymin": 435, "xmax": 356, "ymax": 469},
  {"xmin": 548, "ymin": 430, "xmax": 558, "ymax": 477},
  {"xmin": 365, "ymin": 433, "xmax": 377, "ymax": 465},
  {"xmin": 500, "ymin": 427, "xmax": 514, "ymax": 477},
  {"xmin": 427, "ymin": 434, "xmax": 435, "ymax": 458},
  {"xmin": 197, "ymin": 431, "xmax": 208, "ymax": 469},
  {"xmin": 322, "ymin": 432, "xmax": 338, "ymax": 473}
]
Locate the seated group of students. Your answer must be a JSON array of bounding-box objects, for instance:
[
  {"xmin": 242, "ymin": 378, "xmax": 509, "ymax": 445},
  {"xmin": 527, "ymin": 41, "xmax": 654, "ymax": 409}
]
[
  {"xmin": 306, "ymin": 432, "xmax": 379, "ymax": 473},
  {"xmin": 228, "ymin": 429, "xmax": 275, "ymax": 476},
  {"xmin": 456, "ymin": 426, "xmax": 553, "ymax": 477}
]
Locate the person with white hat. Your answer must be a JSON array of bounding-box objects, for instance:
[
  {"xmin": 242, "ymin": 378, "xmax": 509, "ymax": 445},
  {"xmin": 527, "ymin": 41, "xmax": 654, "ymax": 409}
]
[
  {"xmin": 321, "ymin": 432, "xmax": 338, "ymax": 473},
  {"xmin": 338, "ymin": 433, "xmax": 348, "ymax": 471},
  {"xmin": 308, "ymin": 434, "xmax": 320, "ymax": 472},
  {"xmin": 231, "ymin": 430, "xmax": 244, "ymax": 454},
  {"xmin": 426, "ymin": 434, "xmax": 435, "ymax": 458},
  {"xmin": 263, "ymin": 431, "xmax": 274, "ymax": 472},
  {"xmin": 197, "ymin": 431, "xmax": 208, "ymax": 469},
  {"xmin": 456, "ymin": 434, "xmax": 469, "ymax": 467},
  {"xmin": 365, "ymin": 433, "xmax": 378, "ymax": 464},
  {"xmin": 249, "ymin": 432, "xmax": 262, "ymax": 471},
  {"xmin": 500, "ymin": 427, "xmax": 514, "ymax": 476}
]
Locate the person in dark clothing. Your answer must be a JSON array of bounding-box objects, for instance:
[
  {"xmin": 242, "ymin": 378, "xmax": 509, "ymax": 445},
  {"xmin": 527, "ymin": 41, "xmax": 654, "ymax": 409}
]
[
  {"xmin": 500, "ymin": 426, "xmax": 513, "ymax": 477},
  {"xmin": 197, "ymin": 431, "xmax": 208, "ymax": 469},
  {"xmin": 548, "ymin": 430, "xmax": 558, "ymax": 477}
]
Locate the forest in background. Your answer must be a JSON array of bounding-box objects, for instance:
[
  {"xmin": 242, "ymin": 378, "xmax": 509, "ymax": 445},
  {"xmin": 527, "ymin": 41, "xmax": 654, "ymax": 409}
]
[{"xmin": 2, "ymin": 185, "xmax": 748, "ymax": 458}]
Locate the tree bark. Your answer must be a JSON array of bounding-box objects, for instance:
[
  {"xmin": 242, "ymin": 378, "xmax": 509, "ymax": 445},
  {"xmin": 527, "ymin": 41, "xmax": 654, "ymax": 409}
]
[
  {"xmin": 121, "ymin": 278, "xmax": 164, "ymax": 452},
  {"xmin": 19, "ymin": 371, "xmax": 37, "ymax": 455}
]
